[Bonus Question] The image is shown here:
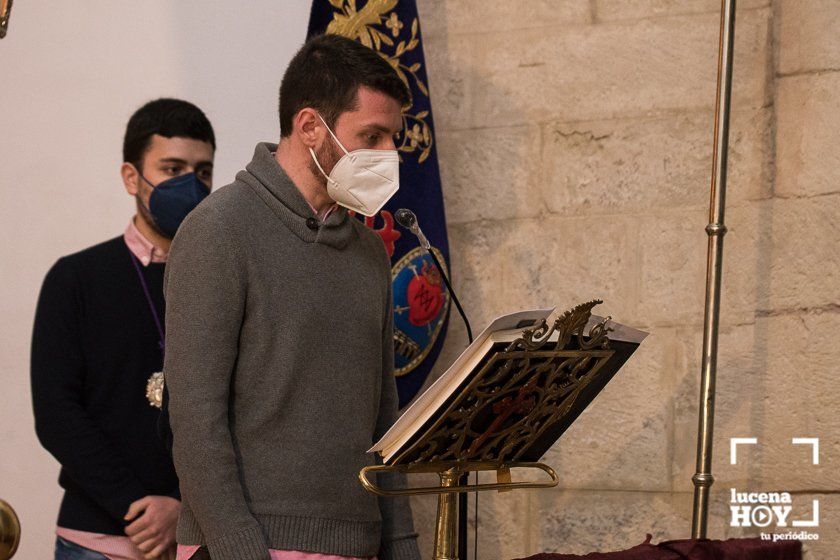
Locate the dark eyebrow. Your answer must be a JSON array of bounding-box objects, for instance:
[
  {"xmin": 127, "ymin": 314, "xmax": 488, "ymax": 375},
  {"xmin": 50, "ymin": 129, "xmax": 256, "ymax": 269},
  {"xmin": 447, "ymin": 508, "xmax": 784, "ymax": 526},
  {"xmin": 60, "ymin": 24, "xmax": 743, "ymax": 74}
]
[
  {"xmin": 157, "ymin": 158, "xmax": 213, "ymax": 169},
  {"xmin": 362, "ymin": 124, "xmax": 398, "ymax": 135}
]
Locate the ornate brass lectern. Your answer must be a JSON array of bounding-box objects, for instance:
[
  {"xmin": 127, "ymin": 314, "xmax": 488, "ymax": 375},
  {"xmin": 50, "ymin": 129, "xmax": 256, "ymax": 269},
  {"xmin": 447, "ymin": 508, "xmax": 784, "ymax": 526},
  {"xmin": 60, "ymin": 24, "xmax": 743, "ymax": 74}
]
[{"xmin": 361, "ymin": 301, "xmax": 641, "ymax": 560}]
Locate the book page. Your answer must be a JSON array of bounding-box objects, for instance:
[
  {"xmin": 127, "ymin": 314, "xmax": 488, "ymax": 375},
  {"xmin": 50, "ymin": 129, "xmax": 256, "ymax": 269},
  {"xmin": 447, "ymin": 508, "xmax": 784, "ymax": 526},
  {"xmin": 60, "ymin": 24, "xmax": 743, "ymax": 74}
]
[{"xmin": 587, "ymin": 315, "xmax": 649, "ymax": 344}]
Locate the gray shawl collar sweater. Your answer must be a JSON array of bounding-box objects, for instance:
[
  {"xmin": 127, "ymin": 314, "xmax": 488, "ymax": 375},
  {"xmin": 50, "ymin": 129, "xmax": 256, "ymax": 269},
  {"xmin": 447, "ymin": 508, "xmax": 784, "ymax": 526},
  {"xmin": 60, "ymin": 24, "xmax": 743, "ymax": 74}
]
[{"xmin": 164, "ymin": 143, "xmax": 419, "ymax": 560}]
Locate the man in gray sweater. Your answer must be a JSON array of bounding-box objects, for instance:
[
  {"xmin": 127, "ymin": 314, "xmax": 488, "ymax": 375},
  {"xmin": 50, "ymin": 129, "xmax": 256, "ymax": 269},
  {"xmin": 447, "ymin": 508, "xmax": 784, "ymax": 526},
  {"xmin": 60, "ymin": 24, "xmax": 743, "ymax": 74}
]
[{"xmin": 163, "ymin": 35, "xmax": 420, "ymax": 560}]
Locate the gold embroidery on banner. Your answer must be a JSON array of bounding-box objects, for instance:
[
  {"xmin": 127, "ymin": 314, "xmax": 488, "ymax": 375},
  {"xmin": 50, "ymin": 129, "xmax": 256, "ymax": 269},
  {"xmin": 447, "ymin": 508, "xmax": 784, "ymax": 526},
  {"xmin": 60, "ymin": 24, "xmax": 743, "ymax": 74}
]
[{"xmin": 326, "ymin": 0, "xmax": 434, "ymax": 163}]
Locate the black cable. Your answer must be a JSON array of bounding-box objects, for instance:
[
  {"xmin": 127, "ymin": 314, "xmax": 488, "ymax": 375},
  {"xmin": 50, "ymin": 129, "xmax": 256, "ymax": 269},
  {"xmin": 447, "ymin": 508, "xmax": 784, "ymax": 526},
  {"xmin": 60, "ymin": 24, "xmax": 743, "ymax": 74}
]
[
  {"xmin": 474, "ymin": 470, "xmax": 478, "ymax": 560},
  {"xmin": 426, "ymin": 248, "xmax": 474, "ymax": 560},
  {"xmin": 427, "ymin": 249, "xmax": 473, "ymax": 343},
  {"xmin": 458, "ymin": 473, "xmax": 469, "ymax": 560}
]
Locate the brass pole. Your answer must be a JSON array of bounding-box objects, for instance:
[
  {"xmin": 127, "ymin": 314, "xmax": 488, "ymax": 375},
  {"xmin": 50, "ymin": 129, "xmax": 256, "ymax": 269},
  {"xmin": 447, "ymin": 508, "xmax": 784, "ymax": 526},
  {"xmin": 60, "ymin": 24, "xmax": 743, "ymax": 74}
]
[
  {"xmin": 691, "ymin": 0, "xmax": 737, "ymax": 539},
  {"xmin": 434, "ymin": 469, "xmax": 460, "ymax": 560}
]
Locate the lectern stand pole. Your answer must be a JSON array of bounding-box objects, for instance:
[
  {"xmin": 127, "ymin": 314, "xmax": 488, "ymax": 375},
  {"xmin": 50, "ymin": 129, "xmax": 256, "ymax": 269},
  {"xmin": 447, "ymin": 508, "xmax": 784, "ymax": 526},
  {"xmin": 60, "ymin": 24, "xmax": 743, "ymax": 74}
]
[{"xmin": 434, "ymin": 469, "xmax": 460, "ymax": 560}]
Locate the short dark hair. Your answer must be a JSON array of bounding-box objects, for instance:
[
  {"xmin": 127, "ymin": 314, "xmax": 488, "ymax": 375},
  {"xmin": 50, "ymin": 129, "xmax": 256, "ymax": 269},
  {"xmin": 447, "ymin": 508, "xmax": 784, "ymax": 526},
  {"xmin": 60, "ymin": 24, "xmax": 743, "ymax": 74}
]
[
  {"xmin": 123, "ymin": 98, "xmax": 215, "ymax": 170},
  {"xmin": 278, "ymin": 34, "xmax": 411, "ymax": 137}
]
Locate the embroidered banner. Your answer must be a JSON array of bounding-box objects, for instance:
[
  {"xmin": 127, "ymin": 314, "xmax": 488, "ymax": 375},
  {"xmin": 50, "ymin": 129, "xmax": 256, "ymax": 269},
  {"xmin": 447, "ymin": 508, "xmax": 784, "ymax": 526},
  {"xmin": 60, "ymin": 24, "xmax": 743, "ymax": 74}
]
[{"xmin": 307, "ymin": 0, "xmax": 451, "ymax": 407}]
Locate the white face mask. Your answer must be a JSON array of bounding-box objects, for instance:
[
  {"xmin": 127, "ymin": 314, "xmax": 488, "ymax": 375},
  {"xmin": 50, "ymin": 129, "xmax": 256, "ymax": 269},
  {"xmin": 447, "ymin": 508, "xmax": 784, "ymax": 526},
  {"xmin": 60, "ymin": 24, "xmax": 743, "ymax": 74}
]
[{"xmin": 308, "ymin": 114, "xmax": 400, "ymax": 217}]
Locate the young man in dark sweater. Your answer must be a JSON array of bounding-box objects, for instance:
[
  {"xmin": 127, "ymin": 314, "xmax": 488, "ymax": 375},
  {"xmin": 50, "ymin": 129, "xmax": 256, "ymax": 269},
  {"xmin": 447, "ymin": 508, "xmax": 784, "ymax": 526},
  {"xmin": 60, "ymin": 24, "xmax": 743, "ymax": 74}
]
[
  {"xmin": 164, "ymin": 35, "xmax": 420, "ymax": 560},
  {"xmin": 31, "ymin": 98, "xmax": 216, "ymax": 560}
]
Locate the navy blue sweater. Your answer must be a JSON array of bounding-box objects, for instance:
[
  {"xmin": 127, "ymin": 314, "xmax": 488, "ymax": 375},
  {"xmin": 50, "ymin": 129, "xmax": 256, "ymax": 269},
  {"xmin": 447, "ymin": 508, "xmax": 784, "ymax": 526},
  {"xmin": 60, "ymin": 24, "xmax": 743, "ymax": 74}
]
[{"xmin": 31, "ymin": 236, "xmax": 178, "ymax": 535}]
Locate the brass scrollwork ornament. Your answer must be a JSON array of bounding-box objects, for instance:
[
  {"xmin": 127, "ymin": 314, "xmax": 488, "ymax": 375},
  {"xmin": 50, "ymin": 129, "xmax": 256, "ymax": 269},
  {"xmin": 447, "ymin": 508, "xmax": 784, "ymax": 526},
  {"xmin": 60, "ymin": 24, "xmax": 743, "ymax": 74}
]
[
  {"xmin": 0, "ymin": 0, "xmax": 14, "ymax": 39},
  {"xmin": 506, "ymin": 299, "xmax": 611, "ymax": 353},
  {"xmin": 145, "ymin": 372, "xmax": 165, "ymax": 409}
]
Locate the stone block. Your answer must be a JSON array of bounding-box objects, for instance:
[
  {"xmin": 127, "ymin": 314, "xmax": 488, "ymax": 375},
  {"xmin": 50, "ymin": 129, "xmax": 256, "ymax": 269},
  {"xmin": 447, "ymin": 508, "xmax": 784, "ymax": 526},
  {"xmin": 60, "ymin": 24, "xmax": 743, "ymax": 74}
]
[
  {"xmin": 464, "ymin": 10, "xmax": 770, "ymax": 128},
  {"xmin": 422, "ymin": 32, "xmax": 476, "ymax": 131},
  {"xmin": 540, "ymin": 108, "xmax": 770, "ymax": 216},
  {"xmin": 448, "ymin": 213, "xmax": 640, "ymax": 330},
  {"xmin": 596, "ymin": 0, "xmax": 769, "ymax": 22},
  {"xmin": 763, "ymin": 194, "xmax": 840, "ymax": 311},
  {"xmin": 418, "ymin": 0, "xmax": 591, "ymax": 36},
  {"xmin": 636, "ymin": 209, "xmax": 708, "ymax": 327},
  {"xmin": 447, "ymin": 219, "xmax": 517, "ymax": 331},
  {"xmin": 776, "ymin": 72, "xmax": 840, "ymax": 199},
  {"xmin": 473, "ymin": 490, "xmax": 534, "ymax": 560},
  {"xmin": 720, "ymin": 202, "xmax": 779, "ymax": 325},
  {"xmin": 438, "ymin": 125, "xmax": 545, "ymax": 225},
  {"xmin": 778, "ymin": 0, "xmax": 840, "ymax": 75}
]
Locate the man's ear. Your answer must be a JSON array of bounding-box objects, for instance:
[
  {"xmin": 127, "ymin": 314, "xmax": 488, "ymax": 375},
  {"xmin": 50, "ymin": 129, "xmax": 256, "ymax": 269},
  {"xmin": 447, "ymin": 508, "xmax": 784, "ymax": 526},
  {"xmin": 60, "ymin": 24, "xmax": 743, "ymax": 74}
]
[
  {"xmin": 121, "ymin": 162, "xmax": 141, "ymax": 196},
  {"xmin": 295, "ymin": 108, "xmax": 322, "ymax": 148}
]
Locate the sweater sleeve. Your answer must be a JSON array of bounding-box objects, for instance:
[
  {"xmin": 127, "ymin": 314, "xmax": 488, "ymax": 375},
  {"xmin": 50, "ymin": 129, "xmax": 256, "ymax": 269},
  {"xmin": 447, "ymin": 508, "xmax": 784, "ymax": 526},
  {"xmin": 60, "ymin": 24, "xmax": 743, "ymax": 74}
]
[
  {"xmin": 374, "ymin": 258, "xmax": 421, "ymax": 560},
  {"xmin": 163, "ymin": 205, "xmax": 270, "ymax": 560},
  {"xmin": 31, "ymin": 258, "xmax": 149, "ymax": 522}
]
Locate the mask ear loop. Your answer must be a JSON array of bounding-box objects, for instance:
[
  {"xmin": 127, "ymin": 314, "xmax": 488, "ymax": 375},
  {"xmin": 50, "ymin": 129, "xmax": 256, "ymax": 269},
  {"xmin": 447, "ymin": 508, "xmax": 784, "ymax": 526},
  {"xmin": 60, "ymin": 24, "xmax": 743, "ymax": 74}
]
[
  {"xmin": 137, "ymin": 168, "xmax": 158, "ymax": 189},
  {"xmin": 135, "ymin": 169, "xmax": 158, "ymax": 215},
  {"xmin": 308, "ymin": 147, "xmax": 336, "ymax": 185},
  {"xmin": 308, "ymin": 112, "xmax": 352, "ymax": 184},
  {"xmin": 316, "ymin": 113, "xmax": 352, "ymax": 158}
]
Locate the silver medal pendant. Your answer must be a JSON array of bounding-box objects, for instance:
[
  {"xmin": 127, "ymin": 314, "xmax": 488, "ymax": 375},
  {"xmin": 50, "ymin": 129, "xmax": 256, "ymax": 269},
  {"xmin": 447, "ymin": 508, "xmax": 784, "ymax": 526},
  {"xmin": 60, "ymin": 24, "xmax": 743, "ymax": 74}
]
[{"xmin": 145, "ymin": 372, "xmax": 165, "ymax": 408}]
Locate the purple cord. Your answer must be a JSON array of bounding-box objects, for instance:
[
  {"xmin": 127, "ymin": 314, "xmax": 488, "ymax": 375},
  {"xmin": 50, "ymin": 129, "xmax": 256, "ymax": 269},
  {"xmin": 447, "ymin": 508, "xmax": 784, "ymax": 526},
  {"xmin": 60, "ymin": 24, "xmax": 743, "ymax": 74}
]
[{"xmin": 129, "ymin": 251, "xmax": 165, "ymax": 356}]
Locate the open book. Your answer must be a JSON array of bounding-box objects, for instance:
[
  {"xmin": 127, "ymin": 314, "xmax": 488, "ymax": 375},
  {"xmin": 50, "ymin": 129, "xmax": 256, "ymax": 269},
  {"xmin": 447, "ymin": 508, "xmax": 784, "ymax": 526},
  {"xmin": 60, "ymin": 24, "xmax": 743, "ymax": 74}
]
[{"xmin": 372, "ymin": 307, "xmax": 648, "ymax": 465}]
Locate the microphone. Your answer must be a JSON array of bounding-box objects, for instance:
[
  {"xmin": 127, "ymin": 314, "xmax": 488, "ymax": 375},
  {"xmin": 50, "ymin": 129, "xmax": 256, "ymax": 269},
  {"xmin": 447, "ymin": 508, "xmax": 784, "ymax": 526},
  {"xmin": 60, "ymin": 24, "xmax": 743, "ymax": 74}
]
[
  {"xmin": 394, "ymin": 208, "xmax": 430, "ymax": 250},
  {"xmin": 395, "ymin": 209, "xmax": 473, "ymax": 343}
]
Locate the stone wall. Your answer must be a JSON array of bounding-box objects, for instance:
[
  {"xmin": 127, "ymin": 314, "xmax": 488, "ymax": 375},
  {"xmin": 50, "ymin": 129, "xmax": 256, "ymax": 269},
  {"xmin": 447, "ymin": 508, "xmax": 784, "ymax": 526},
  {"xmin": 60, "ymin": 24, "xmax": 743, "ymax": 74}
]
[{"xmin": 411, "ymin": 1, "xmax": 839, "ymax": 558}]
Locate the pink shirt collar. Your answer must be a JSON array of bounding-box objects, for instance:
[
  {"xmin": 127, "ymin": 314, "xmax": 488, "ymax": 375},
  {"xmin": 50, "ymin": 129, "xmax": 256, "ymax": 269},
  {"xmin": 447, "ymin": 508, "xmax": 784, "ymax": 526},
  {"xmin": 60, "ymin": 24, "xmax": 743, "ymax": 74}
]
[
  {"xmin": 124, "ymin": 218, "xmax": 168, "ymax": 266},
  {"xmin": 306, "ymin": 200, "xmax": 339, "ymax": 222}
]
